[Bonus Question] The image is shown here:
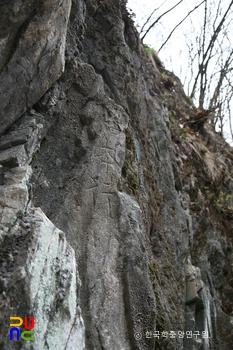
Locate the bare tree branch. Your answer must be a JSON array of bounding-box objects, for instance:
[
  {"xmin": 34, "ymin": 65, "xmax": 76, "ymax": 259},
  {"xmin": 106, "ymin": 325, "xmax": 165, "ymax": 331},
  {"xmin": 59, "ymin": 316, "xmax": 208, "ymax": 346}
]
[
  {"xmin": 140, "ymin": 0, "xmax": 168, "ymax": 34},
  {"xmin": 190, "ymin": 0, "xmax": 233, "ymax": 100},
  {"xmin": 209, "ymin": 49, "xmax": 233, "ymax": 110},
  {"xmin": 134, "ymin": 0, "xmax": 233, "ymax": 143},
  {"xmin": 158, "ymin": 1, "xmax": 205, "ymax": 53},
  {"xmin": 198, "ymin": 0, "xmax": 208, "ymax": 108},
  {"xmin": 141, "ymin": 0, "xmax": 184, "ymax": 41}
]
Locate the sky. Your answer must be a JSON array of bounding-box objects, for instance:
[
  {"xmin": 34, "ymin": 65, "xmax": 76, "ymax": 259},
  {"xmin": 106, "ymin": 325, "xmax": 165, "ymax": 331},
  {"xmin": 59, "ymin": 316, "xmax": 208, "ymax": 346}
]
[
  {"xmin": 127, "ymin": 0, "xmax": 233, "ymax": 144},
  {"xmin": 127, "ymin": 0, "xmax": 203, "ymax": 69},
  {"xmin": 127, "ymin": 0, "xmax": 212, "ymax": 83}
]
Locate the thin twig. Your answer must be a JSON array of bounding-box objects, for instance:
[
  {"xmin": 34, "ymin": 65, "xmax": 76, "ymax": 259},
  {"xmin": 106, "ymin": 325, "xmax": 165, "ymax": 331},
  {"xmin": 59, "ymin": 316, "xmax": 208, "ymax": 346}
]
[
  {"xmin": 158, "ymin": 0, "xmax": 205, "ymax": 53},
  {"xmin": 141, "ymin": 0, "xmax": 184, "ymax": 41}
]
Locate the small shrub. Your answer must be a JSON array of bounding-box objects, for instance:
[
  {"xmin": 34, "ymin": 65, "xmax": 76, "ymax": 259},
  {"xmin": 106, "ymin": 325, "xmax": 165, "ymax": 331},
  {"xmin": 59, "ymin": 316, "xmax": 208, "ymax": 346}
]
[
  {"xmin": 161, "ymin": 71, "xmax": 168, "ymax": 80},
  {"xmin": 31, "ymin": 149, "xmax": 40, "ymax": 162},
  {"xmin": 214, "ymin": 191, "xmax": 232, "ymax": 209},
  {"xmin": 200, "ymin": 147, "xmax": 207, "ymax": 156},
  {"xmin": 144, "ymin": 44, "xmax": 155, "ymax": 55}
]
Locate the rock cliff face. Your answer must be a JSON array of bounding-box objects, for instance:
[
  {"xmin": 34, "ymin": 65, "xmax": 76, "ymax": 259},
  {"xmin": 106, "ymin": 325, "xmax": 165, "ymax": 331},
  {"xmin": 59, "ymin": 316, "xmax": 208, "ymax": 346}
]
[{"xmin": 0, "ymin": 0, "xmax": 233, "ymax": 349}]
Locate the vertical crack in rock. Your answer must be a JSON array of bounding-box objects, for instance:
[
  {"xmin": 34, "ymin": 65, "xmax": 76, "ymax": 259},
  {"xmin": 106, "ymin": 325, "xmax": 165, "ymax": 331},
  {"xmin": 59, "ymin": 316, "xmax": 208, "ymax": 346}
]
[{"xmin": 0, "ymin": 38, "xmax": 85, "ymax": 349}]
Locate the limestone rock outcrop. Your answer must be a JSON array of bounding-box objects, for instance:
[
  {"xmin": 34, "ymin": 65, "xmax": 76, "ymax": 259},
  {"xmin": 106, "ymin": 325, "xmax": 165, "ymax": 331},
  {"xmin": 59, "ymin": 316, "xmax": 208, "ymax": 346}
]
[
  {"xmin": 0, "ymin": 0, "xmax": 233, "ymax": 349},
  {"xmin": 0, "ymin": 112, "xmax": 85, "ymax": 349}
]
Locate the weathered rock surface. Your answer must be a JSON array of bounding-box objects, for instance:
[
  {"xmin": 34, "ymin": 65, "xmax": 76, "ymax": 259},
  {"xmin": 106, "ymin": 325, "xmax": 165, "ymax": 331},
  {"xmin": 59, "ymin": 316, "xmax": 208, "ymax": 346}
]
[
  {"xmin": 0, "ymin": 0, "xmax": 233, "ymax": 349},
  {"xmin": 0, "ymin": 0, "xmax": 72, "ymax": 134},
  {"xmin": 0, "ymin": 207, "xmax": 85, "ymax": 350},
  {"xmin": 0, "ymin": 111, "xmax": 85, "ymax": 350}
]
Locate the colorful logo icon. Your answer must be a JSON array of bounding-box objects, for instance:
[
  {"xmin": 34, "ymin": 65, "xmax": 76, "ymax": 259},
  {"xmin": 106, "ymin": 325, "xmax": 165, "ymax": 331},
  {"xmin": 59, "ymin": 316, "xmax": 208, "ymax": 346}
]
[{"xmin": 9, "ymin": 316, "xmax": 34, "ymax": 341}]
